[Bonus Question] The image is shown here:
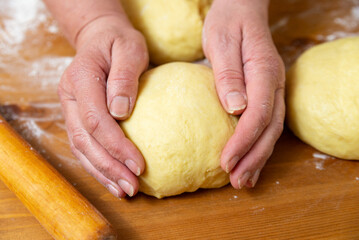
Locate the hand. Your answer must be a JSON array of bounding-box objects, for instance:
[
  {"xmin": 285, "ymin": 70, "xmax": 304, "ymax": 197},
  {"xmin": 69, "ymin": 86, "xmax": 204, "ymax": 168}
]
[
  {"xmin": 58, "ymin": 16, "xmax": 149, "ymax": 197},
  {"xmin": 203, "ymin": 0, "xmax": 285, "ymax": 189}
]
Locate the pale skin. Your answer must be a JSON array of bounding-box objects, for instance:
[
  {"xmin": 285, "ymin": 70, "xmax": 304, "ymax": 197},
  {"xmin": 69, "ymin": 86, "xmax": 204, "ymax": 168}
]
[{"xmin": 44, "ymin": 0, "xmax": 285, "ymax": 198}]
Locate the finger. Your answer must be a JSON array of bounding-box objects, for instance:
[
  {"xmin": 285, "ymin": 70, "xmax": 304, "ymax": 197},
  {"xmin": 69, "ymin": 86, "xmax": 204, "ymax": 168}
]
[
  {"xmin": 203, "ymin": 19, "xmax": 247, "ymax": 115},
  {"xmin": 229, "ymin": 88, "xmax": 285, "ymax": 189},
  {"xmin": 66, "ymin": 55, "xmax": 145, "ymax": 176},
  {"xmin": 107, "ymin": 32, "xmax": 148, "ymax": 120},
  {"xmin": 61, "ymin": 95, "xmax": 139, "ymax": 197},
  {"xmin": 220, "ymin": 59, "xmax": 277, "ymax": 173},
  {"xmin": 71, "ymin": 146, "xmax": 126, "ymax": 198}
]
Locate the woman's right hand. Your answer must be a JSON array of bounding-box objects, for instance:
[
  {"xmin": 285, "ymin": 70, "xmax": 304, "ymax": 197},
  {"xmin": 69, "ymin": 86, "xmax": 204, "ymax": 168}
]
[{"xmin": 58, "ymin": 15, "xmax": 149, "ymax": 198}]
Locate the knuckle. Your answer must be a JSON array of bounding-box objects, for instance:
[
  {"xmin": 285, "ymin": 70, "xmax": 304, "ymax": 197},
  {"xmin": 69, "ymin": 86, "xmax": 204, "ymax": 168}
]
[
  {"xmin": 258, "ymin": 114, "xmax": 271, "ymax": 129},
  {"xmin": 239, "ymin": 131, "xmax": 258, "ymax": 151},
  {"xmin": 58, "ymin": 67, "xmax": 78, "ymax": 95},
  {"xmin": 71, "ymin": 128, "xmax": 90, "ymax": 152},
  {"xmin": 277, "ymin": 59, "xmax": 286, "ymax": 88},
  {"xmin": 111, "ymin": 69, "xmax": 137, "ymax": 84},
  {"xmin": 244, "ymin": 48, "xmax": 285, "ymax": 84},
  {"xmin": 221, "ymin": 32, "xmax": 239, "ymax": 49},
  {"xmin": 61, "ymin": 64, "xmax": 85, "ymax": 91},
  {"xmin": 274, "ymin": 113, "xmax": 285, "ymax": 138},
  {"xmin": 258, "ymin": 55, "xmax": 281, "ymax": 74},
  {"xmin": 63, "ymin": 59, "xmax": 107, "ymax": 90},
  {"xmin": 216, "ymin": 68, "xmax": 244, "ymax": 86},
  {"xmin": 114, "ymin": 31, "xmax": 149, "ymax": 61},
  {"xmin": 62, "ymin": 65, "xmax": 80, "ymax": 84},
  {"xmin": 264, "ymin": 55, "xmax": 281, "ymax": 71},
  {"xmin": 57, "ymin": 80, "xmax": 75, "ymax": 102},
  {"xmin": 127, "ymin": 29, "xmax": 146, "ymax": 43},
  {"xmin": 104, "ymin": 142, "xmax": 124, "ymax": 160},
  {"xmin": 273, "ymin": 119, "xmax": 284, "ymax": 138},
  {"xmin": 94, "ymin": 159, "xmax": 112, "ymax": 177},
  {"xmin": 127, "ymin": 39, "xmax": 146, "ymax": 55},
  {"xmin": 269, "ymin": 56, "xmax": 285, "ymax": 84},
  {"xmin": 242, "ymin": 133, "xmax": 255, "ymax": 147},
  {"xmin": 109, "ymin": 70, "xmax": 138, "ymax": 94},
  {"xmin": 208, "ymin": 29, "xmax": 239, "ymax": 53},
  {"xmin": 262, "ymin": 55, "xmax": 285, "ymax": 84},
  {"xmin": 217, "ymin": 32, "xmax": 235, "ymax": 50},
  {"xmin": 83, "ymin": 109, "xmax": 100, "ymax": 135},
  {"xmin": 257, "ymin": 101, "xmax": 273, "ymax": 127},
  {"xmin": 252, "ymin": 150, "xmax": 271, "ymax": 168}
]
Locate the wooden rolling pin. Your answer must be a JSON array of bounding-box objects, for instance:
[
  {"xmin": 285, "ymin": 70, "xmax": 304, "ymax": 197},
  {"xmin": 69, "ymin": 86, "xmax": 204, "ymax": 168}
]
[{"xmin": 0, "ymin": 115, "xmax": 117, "ymax": 240}]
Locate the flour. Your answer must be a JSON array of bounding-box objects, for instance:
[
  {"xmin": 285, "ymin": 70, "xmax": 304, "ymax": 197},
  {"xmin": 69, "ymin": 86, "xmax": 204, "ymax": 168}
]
[
  {"xmin": 313, "ymin": 152, "xmax": 332, "ymax": 160},
  {"xmin": 314, "ymin": 161, "xmax": 325, "ymax": 171},
  {"xmin": 252, "ymin": 207, "xmax": 265, "ymax": 215}
]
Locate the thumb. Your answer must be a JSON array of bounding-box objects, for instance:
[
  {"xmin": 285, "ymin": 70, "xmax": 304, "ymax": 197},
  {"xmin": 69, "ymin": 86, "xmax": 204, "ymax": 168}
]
[
  {"xmin": 203, "ymin": 23, "xmax": 247, "ymax": 115},
  {"xmin": 107, "ymin": 32, "xmax": 149, "ymax": 120}
]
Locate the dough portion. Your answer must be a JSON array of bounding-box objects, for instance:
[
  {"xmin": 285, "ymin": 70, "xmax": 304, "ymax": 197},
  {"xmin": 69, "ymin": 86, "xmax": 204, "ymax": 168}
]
[
  {"xmin": 120, "ymin": 0, "xmax": 212, "ymax": 65},
  {"xmin": 120, "ymin": 62, "xmax": 237, "ymax": 198},
  {"xmin": 286, "ymin": 37, "xmax": 359, "ymax": 160}
]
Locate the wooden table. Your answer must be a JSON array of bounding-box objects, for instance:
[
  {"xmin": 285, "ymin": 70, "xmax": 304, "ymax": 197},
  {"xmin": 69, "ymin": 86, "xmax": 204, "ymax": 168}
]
[{"xmin": 1, "ymin": 0, "xmax": 359, "ymax": 239}]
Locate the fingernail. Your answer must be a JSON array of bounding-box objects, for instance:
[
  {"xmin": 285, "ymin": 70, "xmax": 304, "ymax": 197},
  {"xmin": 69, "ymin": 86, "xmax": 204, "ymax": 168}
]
[
  {"xmin": 226, "ymin": 91, "xmax": 247, "ymax": 114},
  {"xmin": 125, "ymin": 159, "xmax": 141, "ymax": 176},
  {"xmin": 107, "ymin": 183, "xmax": 119, "ymax": 198},
  {"xmin": 238, "ymin": 171, "xmax": 251, "ymax": 189},
  {"xmin": 110, "ymin": 96, "xmax": 129, "ymax": 118},
  {"xmin": 118, "ymin": 179, "xmax": 134, "ymax": 197},
  {"xmin": 248, "ymin": 169, "xmax": 261, "ymax": 188},
  {"xmin": 226, "ymin": 156, "xmax": 240, "ymax": 173}
]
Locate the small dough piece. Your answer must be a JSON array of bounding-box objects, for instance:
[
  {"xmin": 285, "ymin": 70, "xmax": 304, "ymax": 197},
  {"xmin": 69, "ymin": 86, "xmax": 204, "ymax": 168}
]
[
  {"xmin": 120, "ymin": 62, "xmax": 237, "ymax": 198},
  {"xmin": 286, "ymin": 37, "xmax": 359, "ymax": 160},
  {"xmin": 120, "ymin": 0, "xmax": 212, "ymax": 65}
]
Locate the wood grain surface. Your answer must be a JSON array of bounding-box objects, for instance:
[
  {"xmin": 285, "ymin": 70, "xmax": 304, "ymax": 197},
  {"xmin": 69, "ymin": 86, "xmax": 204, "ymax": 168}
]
[
  {"xmin": 1, "ymin": 0, "xmax": 359, "ymax": 239},
  {"xmin": 0, "ymin": 115, "xmax": 116, "ymax": 240}
]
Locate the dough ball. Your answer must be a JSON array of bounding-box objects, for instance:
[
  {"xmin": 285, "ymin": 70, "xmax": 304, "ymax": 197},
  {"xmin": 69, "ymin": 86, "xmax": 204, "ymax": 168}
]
[
  {"xmin": 120, "ymin": 0, "xmax": 212, "ymax": 65},
  {"xmin": 286, "ymin": 37, "xmax": 359, "ymax": 160},
  {"xmin": 120, "ymin": 62, "xmax": 237, "ymax": 198}
]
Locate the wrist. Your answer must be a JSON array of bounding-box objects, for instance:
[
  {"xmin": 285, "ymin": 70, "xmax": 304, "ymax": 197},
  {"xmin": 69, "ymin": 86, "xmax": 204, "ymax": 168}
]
[
  {"xmin": 75, "ymin": 14, "xmax": 133, "ymax": 50},
  {"xmin": 44, "ymin": 0, "xmax": 133, "ymax": 47},
  {"xmin": 212, "ymin": 0, "xmax": 269, "ymax": 22}
]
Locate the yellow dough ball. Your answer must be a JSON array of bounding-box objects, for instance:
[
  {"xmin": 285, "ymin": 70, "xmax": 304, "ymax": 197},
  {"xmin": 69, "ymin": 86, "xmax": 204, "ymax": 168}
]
[
  {"xmin": 120, "ymin": 62, "xmax": 237, "ymax": 198},
  {"xmin": 286, "ymin": 37, "xmax": 359, "ymax": 160},
  {"xmin": 120, "ymin": 0, "xmax": 212, "ymax": 65}
]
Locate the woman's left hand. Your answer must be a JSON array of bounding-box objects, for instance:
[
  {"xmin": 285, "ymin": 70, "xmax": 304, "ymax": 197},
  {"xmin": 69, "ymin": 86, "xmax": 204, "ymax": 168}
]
[{"xmin": 202, "ymin": 0, "xmax": 285, "ymax": 189}]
